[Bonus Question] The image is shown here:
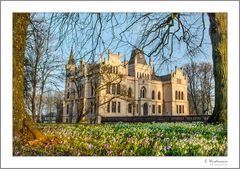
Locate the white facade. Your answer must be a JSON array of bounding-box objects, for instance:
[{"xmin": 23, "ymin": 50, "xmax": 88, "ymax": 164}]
[{"xmin": 63, "ymin": 48, "xmax": 189, "ymax": 123}]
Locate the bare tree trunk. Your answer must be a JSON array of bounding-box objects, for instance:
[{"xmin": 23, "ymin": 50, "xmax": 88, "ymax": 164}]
[
  {"xmin": 207, "ymin": 13, "xmax": 227, "ymax": 124},
  {"xmin": 38, "ymin": 81, "xmax": 45, "ymax": 122},
  {"xmin": 13, "ymin": 13, "xmax": 45, "ymax": 139}
]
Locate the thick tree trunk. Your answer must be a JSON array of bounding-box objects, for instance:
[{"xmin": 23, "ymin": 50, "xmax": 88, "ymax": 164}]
[
  {"xmin": 13, "ymin": 13, "xmax": 45, "ymax": 139},
  {"xmin": 207, "ymin": 13, "xmax": 227, "ymax": 124}
]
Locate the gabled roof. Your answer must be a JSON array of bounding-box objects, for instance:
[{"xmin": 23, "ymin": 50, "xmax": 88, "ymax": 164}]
[{"xmin": 128, "ymin": 49, "xmax": 147, "ymax": 65}]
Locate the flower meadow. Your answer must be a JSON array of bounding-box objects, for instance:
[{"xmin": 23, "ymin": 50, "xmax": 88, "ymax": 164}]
[{"xmin": 13, "ymin": 122, "xmax": 227, "ymax": 156}]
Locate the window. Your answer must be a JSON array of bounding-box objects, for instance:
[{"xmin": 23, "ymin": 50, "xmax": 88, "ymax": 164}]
[
  {"xmin": 152, "ymin": 90, "xmax": 155, "ymax": 99},
  {"xmin": 179, "ymin": 105, "xmax": 182, "ymax": 114},
  {"xmin": 112, "ymin": 84, "xmax": 116, "ymax": 95},
  {"xmin": 128, "ymin": 104, "xmax": 132, "ymax": 113},
  {"xmin": 152, "ymin": 105, "xmax": 155, "ymax": 114},
  {"xmin": 66, "ymin": 118, "xmax": 68, "ymax": 123},
  {"xmin": 67, "ymin": 104, "xmax": 69, "ymax": 114},
  {"xmin": 181, "ymin": 92, "xmax": 184, "ymax": 100},
  {"xmin": 118, "ymin": 102, "xmax": 121, "ymax": 113},
  {"xmin": 182, "ymin": 105, "xmax": 184, "ymax": 114},
  {"xmin": 128, "ymin": 88, "xmax": 132, "ymax": 98},
  {"xmin": 80, "ymin": 84, "xmax": 84, "ymax": 97},
  {"xmin": 117, "ymin": 84, "xmax": 121, "ymax": 94},
  {"xmin": 158, "ymin": 105, "xmax": 161, "ymax": 114},
  {"xmin": 141, "ymin": 87, "xmax": 147, "ymax": 98},
  {"xmin": 175, "ymin": 91, "xmax": 178, "ymax": 100},
  {"xmin": 136, "ymin": 104, "xmax": 138, "ymax": 114},
  {"xmin": 107, "ymin": 103, "xmax": 110, "ymax": 113},
  {"xmin": 91, "ymin": 82, "xmax": 94, "ymax": 96},
  {"xmin": 106, "ymin": 83, "xmax": 110, "ymax": 94},
  {"xmin": 158, "ymin": 91, "xmax": 161, "ymax": 100},
  {"xmin": 67, "ymin": 92, "xmax": 70, "ymax": 99},
  {"xmin": 176, "ymin": 105, "xmax": 178, "ymax": 114},
  {"xmin": 177, "ymin": 78, "xmax": 182, "ymax": 84},
  {"xmin": 90, "ymin": 102, "xmax": 93, "ymax": 114},
  {"xmin": 178, "ymin": 91, "xmax": 181, "ymax": 100},
  {"xmin": 112, "ymin": 101, "xmax": 116, "ymax": 113}
]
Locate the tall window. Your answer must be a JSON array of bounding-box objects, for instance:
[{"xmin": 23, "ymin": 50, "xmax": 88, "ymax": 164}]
[
  {"xmin": 178, "ymin": 91, "xmax": 181, "ymax": 100},
  {"xmin": 141, "ymin": 87, "xmax": 147, "ymax": 98},
  {"xmin": 117, "ymin": 84, "xmax": 121, "ymax": 94},
  {"xmin": 158, "ymin": 105, "xmax": 161, "ymax": 114},
  {"xmin": 106, "ymin": 83, "xmax": 110, "ymax": 94},
  {"xmin": 118, "ymin": 102, "xmax": 121, "ymax": 113},
  {"xmin": 107, "ymin": 103, "xmax": 110, "ymax": 113},
  {"xmin": 136, "ymin": 104, "xmax": 138, "ymax": 114},
  {"xmin": 181, "ymin": 92, "xmax": 184, "ymax": 100},
  {"xmin": 67, "ymin": 104, "xmax": 69, "ymax": 114},
  {"xmin": 152, "ymin": 90, "xmax": 155, "ymax": 99},
  {"xmin": 67, "ymin": 91, "xmax": 70, "ymax": 99},
  {"xmin": 175, "ymin": 91, "xmax": 178, "ymax": 100},
  {"xmin": 91, "ymin": 82, "xmax": 94, "ymax": 96},
  {"xmin": 79, "ymin": 84, "xmax": 83, "ymax": 97},
  {"xmin": 182, "ymin": 105, "xmax": 184, "ymax": 114},
  {"xmin": 128, "ymin": 104, "xmax": 132, "ymax": 113},
  {"xmin": 158, "ymin": 91, "xmax": 161, "ymax": 100},
  {"xmin": 176, "ymin": 105, "xmax": 178, "ymax": 114},
  {"xmin": 152, "ymin": 105, "xmax": 155, "ymax": 114},
  {"xmin": 179, "ymin": 105, "xmax": 182, "ymax": 114},
  {"xmin": 128, "ymin": 87, "xmax": 132, "ymax": 98},
  {"xmin": 112, "ymin": 101, "xmax": 116, "ymax": 113},
  {"xmin": 112, "ymin": 84, "xmax": 116, "ymax": 95}
]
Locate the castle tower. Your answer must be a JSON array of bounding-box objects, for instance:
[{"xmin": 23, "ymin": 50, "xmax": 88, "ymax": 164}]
[{"xmin": 63, "ymin": 48, "xmax": 76, "ymax": 123}]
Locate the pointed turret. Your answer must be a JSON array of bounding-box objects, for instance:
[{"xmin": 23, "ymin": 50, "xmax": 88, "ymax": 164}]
[{"xmin": 68, "ymin": 47, "xmax": 75, "ymax": 65}]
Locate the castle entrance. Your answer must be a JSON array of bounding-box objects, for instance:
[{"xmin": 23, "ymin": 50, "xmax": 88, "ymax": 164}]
[{"xmin": 143, "ymin": 103, "xmax": 148, "ymax": 116}]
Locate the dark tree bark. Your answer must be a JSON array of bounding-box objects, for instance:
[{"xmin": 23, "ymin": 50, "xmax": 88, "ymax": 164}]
[
  {"xmin": 207, "ymin": 13, "xmax": 227, "ymax": 124},
  {"xmin": 13, "ymin": 13, "xmax": 45, "ymax": 139}
]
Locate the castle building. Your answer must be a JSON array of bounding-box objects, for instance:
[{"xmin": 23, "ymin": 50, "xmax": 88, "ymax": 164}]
[{"xmin": 63, "ymin": 48, "xmax": 189, "ymax": 123}]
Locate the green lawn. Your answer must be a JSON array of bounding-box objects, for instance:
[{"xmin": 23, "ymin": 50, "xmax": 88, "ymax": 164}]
[{"xmin": 13, "ymin": 122, "xmax": 227, "ymax": 156}]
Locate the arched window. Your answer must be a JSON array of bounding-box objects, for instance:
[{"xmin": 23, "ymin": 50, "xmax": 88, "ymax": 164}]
[
  {"xmin": 128, "ymin": 87, "xmax": 132, "ymax": 98},
  {"xmin": 112, "ymin": 84, "xmax": 116, "ymax": 95},
  {"xmin": 152, "ymin": 105, "xmax": 155, "ymax": 114},
  {"xmin": 152, "ymin": 90, "xmax": 155, "ymax": 99},
  {"xmin": 158, "ymin": 91, "xmax": 161, "ymax": 100},
  {"xmin": 178, "ymin": 91, "xmax": 181, "ymax": 100},
  {"xmin": 106, "ymin": 83, "xmax": 110, "ymax": 94},
  {"xmin": 181, "ymin": 92, "xmax": 184, "ymax": 100},
  {"xmin": 67, "ymin": 104, "xmax": 69, "ymax": 114},
  {"xmin": 175, "ymin": 91, "xmax": 178, "ymax": 100},
  {"xmin": 141, "ymin": 87, "xmax": 147, "ymax": 98},
  {"xmin": 91, "ymin": 82, "xmax": 94, "ymax": 96},
  {"xmin": 112, "ymin": 101, "xmax": 116, "ymax": 113},
  {"xmin": 128, "ymin": 103, "xmax": 132, "ymax": 113},
  {"xmin": 107, "ymin": 103, "xmax": 110, "ymax": 113},
  {"xmin": 67, "ymin": 91, "xmax": 70, "ymax": 99},
  {"xmin": 117, "ymin": 84, "xmax": 121, "ymax": 94},
  {"xmin": 80, "ymin": 84, "xmax": 84, "ymax": 97}
]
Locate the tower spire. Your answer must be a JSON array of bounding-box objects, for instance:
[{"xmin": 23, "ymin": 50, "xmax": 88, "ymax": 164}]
[{"xmin": 68, "ymin": 47, "xmax": 75, "ymax": 64}]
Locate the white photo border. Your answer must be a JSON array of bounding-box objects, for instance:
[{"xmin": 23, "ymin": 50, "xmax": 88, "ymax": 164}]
[{"xmin": 1, "ymin": 1, "xmax": 239, "ymax": 168}]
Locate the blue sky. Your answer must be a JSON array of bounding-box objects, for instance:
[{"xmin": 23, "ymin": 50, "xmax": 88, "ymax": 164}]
[{"xmin": 31, "ymin": 13, "xmax": 213, "ymax": 90}]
